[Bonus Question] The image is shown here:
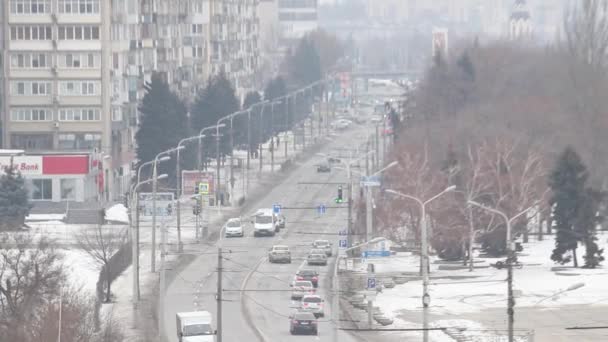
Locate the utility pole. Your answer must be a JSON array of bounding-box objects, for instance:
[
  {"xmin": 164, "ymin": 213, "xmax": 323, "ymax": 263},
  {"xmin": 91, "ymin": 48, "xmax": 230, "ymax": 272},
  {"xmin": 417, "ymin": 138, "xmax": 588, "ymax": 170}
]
[
  {"xmin": 158, "ymin": 221, "xmax": 167, "ymax": 338},
  {"xmin": 374, "ymin": 125, "xmax": 379, "ymax": 169},
  {"xmin": 151, "ymin": 162, "xmax": 158, "ymax": 273},
  {"xmin": 284, "ymin": 96, "xmax": 289, "ymax": 158},
  {"xmin": 229, "ymin": 117, "xmax": 235, "ymax": 205},
  {"xmin": 270, "ymin": 103, "xmax": 275, "ymax": 172},
  {"xmin": 217, "ymin": 247, "xmax": 223, "ymax": 342}
]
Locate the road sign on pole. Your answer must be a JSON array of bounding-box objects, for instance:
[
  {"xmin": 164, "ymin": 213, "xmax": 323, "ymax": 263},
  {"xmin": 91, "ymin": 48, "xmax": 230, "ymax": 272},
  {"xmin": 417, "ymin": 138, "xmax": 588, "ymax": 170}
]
[
  {"xmin": 272, "ymin": 204, "xmax": 281, "ymax": 214},
  {"xmin": 362, "ymin": 250, "xmax": 391, "ymax": 258},
  {"xmin": 339, "ymin": 239, "xmax": 347, "ymax": 248},
  {"xmin": 338, "ymin": 229, "xmax": 348, "ymax": 236},
  {"xmin": 367, "ymin": 277, "xmax": 376, "ymax": 289},
  {"xmin": 360, "ymin": 175, "xmax": 381, "ymax": 187}
]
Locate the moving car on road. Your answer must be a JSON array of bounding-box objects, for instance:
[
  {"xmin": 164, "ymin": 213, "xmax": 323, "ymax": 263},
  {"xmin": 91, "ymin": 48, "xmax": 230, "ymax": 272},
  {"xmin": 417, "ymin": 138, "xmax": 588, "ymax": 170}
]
[
  {"xmin": 268, "ymin": 245, "xmax": 291, "ymax": 263},
  {"xmin": 176, "ymin": 311, "xmax": 215, "ymax": 342},
  {"xmin": 289, "ymin": 311, "xmax": 318, "ymax": 335},
  {"xmin": 252, "ymin": 208, "xmax": 276, "ymax": 237},
  {"xmin": 291, "ymin": 280, "xmax": 315, "ymax": 300},
  {"xmin": 312, "ymin": 239, "xmax": 333, "ymax": 256},
  {"xmin": 307, "ymin": 253, "xmax": 327, "ymax": 266},
  {"xmin": 317, "ymin": 162, "xmax": 331, "ymax": 172},
  {"xmin": 277, "ymin": 214, "xmax": 286, "ymax": 229},
  {"xmin": 300, "ymin": 295, "xmax": 325, "ymax": 317},
  {"xmin": 295, "ymin": 269, "xmax": 319, "ymax": 288},
  {"xmin": 223, "ymin": 218, "xmax": 244, "ymax": 237}
]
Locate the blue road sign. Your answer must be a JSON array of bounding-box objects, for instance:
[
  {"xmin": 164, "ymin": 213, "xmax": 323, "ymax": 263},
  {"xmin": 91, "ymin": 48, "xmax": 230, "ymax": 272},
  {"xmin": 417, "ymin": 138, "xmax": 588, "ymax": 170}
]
[
  {"xmin": 317, "ymin": 204, "xmax": 326, "ymax": 214},
  {"xmin": 339, "ymin": 239, "xmax": 347, "ymax": 248},
  {"xmin": 338, "ymin": 229, "xmax": 348, "ymax": 236},
  {"xmin": 272, "ymin": 204, "xmax": 281, "ymax": 214},
  {"xmin": 367, "ymin": 278, "xmax": 376, "ymax": 289},
  {"xmin": 362, "ymin": 250, "xmax": 391, "ymax": 258}
]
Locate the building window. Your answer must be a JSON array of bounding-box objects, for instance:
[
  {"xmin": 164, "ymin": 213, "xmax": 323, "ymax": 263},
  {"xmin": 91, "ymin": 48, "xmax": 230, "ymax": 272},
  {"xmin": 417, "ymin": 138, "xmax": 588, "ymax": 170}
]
[
  {"xmin": 193, "ymin": 0, "xmax": 203, "ymax": 13},
  {"xmin": 30, "ymin": 179, "xmax": 52, "ymax": 200},
  {"xmin": 10, "ymin": 25, "xmax": 52, "ymax": 40},
  {"xmin": 58, "ymin": 26, "xmax": 100, "ymax": 40},
  {"xmin": 59, "ymin": 52, "xmax": 100, "ymax": 69},
  {"xmin": 58, "ymin": 0, "xmax": 99, "ymax": 14},
  {"xmin": 192, "ymin": 24, "xmax": 203, "ymax": 34},
  {"xmin": 111, "ymin": 107, "xmax": 122, "ymax": 122},
  {"xmin": 10, "ymin": 0, "xmax": 51, "ymax": 14},
  {"xmin": 10, "ymin": 81, "xmax": 51, "ymax": 96},
  {"xmin": 60, "ymin": 179, "xmax": 77, "ymax": 200},
  {"xmin": 59, "ymin": 108, "xmax": 101, "ymax": 121},
  {"xmin": 10, "ymin": 133, "xmax": 53, "ymax": 151},
  {"xmin": 58, "ymin": 133, "xmax": 102, "ymax": 150},
  {"xmin": 192, "ymin": 46, "xmax": 204, "ymax": 58},
  {"xmin": 11, "ymin": 108, "xmax": 53, "ymax": 121},
  {"xmin": 59, "ymin": 81, "xmax": 99, "ymax": 96}
]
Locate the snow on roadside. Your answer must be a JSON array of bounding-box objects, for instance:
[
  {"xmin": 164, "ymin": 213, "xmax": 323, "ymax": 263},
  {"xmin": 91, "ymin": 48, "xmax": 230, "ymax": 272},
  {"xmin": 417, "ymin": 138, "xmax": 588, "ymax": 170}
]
[
  {"xmin": 61, "ymin": 249, "xmax": 99, "ymax": 294},
  {"xmin": 26, "ymin": 213, "xmax": 66, "ymax": 221},
  {"xmin": 106, "ymin": 203, "xmax": 129, "ymax": 224}
]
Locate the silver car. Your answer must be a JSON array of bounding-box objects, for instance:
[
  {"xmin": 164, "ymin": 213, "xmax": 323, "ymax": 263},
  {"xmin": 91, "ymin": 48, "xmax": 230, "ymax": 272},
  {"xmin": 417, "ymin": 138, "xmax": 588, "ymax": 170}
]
[
  {"xmin": 307, "ymin": 253, "xmax": 327, "ymax": 266},
  {"xmin": 268, "ymin": 245, "xmax": 291, "ymax": 263},
  {"xmin": 300, "ymin": 295, "xmax": 325, "ymax": 317},
  {"xmin": 291, "ymin": 280, "xmax": 315, "ymax": 300},
  {"xmin": 312, "ymin": 240, "xmax": 333, "ymax": 256}
]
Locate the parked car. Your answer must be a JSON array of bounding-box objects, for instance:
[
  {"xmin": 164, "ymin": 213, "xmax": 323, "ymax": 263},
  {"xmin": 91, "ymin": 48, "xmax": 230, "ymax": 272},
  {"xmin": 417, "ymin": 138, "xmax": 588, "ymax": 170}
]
[
  {"xmin": 291, "ymin": 280, "xmax": 315, "ymax": 300},
  {"xmin": 268, "ymin": 245, "xmax": 291, "ymax": 263},
  {"xmin": 300, "ymin": 295, "xmax": 325, "ymax": 317},
  {"xmin": 295, "ymin": 269, "xmax": 319, "ymax": 288},
  {"xmin": 317, "ymin": 163, "xmax": 331, "ymax": 172},
  {"xmin": 312, "ymin": 240, "xmax": 333, "ymax": 256},
  {"xmin": 289, "ymin": 311, "xmax": 318, "ymax": 335},
  {"xmin": 223, "ymin": 218, "xmax": 244, "ymax": 237},
  {"xmin": 307, "ymin": 253, "xmax": 327, "ymax": 266}
]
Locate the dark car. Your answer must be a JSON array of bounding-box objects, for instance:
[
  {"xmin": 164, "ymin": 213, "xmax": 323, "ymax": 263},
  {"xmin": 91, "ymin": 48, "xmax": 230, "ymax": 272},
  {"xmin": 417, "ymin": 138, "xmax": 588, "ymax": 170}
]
[
  {"xmin": 289, "ymin": 311, "xmax": 318, "ymax": 335},
  {"xmin": 317, "ymin": 163, "xmax": 331, "ymax": 172},
  {"xmin": 296, "ymin": 269, "xmax": 319, "ymax": 288}
]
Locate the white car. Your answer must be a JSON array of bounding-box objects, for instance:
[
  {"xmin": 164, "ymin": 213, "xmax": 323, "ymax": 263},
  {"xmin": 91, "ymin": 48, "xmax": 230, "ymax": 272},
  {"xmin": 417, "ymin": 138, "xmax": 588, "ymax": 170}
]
[
  {"xmin": 312, "ymin": 240, "xmax": 333, "ymax": 256},
  {"xmin": 291, "ymin": 280, "xmax": 315, "ymax": 300},
  {"xmin": 300, "ymin": 295, "xmax": 325, "ymax": 317},
  {"xmin": 268, "ymin": 245, "xmax": 291, "ymax": 263},
  {"xmin": 223, "ymin": 218, "xmax": 243, "ymax": 237}
]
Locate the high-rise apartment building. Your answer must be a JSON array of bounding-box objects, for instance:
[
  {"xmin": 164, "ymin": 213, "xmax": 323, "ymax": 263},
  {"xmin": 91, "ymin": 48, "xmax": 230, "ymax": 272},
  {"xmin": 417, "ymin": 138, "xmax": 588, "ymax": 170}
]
[
  {"xmin": 277, "ymin": 0, "xmax": 318, "ymax": 44},
  {"xmin": 0, "ymin": 0, "xmax": 260, "ymax": 203}
]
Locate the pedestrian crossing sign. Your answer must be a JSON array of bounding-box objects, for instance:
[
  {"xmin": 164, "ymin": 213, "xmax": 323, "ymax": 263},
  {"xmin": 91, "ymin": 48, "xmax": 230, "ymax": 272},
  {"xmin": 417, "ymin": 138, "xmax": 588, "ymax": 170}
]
[{"xmin": 198, "ymin": 182, "xmax": 210, "ymax": 195}]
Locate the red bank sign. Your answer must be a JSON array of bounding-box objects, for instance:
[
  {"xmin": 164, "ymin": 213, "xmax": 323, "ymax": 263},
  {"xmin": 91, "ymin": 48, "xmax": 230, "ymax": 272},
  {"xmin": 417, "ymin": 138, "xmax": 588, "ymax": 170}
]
[{"xmin": 0, "ymin": 155, "xmax": 89, "ymax": 175}]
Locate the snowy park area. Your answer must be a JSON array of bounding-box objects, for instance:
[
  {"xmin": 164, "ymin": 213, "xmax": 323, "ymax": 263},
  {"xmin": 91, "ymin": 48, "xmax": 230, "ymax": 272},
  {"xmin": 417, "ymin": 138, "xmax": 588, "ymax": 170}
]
[{"xmin": 365, "ymin": 232, "xmax": 608, "ymax": 341}]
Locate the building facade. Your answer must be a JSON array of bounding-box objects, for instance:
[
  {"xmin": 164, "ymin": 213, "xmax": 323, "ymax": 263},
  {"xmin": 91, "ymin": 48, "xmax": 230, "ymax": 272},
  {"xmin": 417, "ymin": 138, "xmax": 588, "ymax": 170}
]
[
  {"xmin": 0, "ymin": 0, "xmax": 260, "ymax": 202},
  {"xmin": 277, "ymin": 0, "xmax": 318, "ymax": 44}
]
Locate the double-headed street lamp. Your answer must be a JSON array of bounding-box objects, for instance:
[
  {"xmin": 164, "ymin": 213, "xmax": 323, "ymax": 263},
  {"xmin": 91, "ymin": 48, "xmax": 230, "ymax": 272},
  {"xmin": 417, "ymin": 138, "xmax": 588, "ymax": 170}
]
[
  {"xmin": 130, "ymin": 173, "xmax": 167, "ymax": 304},
  {"xmin": 467, "ymin": 200, "xmax": 535, "ymax": 342},
  {"xmin": 386, "ymin": 185, "xmax": 456, "ymax": 342},
  {"xmin": 175, "ymin": 134, "xmax": 206, "ymax": 252},
  {"xmin": 151, "ymin": 146, "xmax": 184, "ymax": 273}
]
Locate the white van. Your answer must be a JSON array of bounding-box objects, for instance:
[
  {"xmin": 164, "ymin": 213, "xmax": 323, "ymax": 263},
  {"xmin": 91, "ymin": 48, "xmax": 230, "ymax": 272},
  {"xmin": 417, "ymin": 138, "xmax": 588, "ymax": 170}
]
[
  {"xmin": 176, "ymin": 311, "xmax": 215, "ymax": 342},
  {"xmin": 253, "ymin": 208, "xmax": 277, "ymax": 237}
]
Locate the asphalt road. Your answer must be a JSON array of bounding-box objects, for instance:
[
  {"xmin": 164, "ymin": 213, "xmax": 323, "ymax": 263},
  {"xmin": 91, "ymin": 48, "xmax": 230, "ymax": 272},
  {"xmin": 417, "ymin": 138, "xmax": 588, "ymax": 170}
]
[{"xmin": 162, "ymin": 126, "xmax": 370, "ymax": 342}]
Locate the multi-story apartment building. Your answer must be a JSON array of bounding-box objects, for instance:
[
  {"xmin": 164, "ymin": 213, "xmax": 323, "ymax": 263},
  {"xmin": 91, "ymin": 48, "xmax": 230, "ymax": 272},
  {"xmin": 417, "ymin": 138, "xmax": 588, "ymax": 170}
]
[
  {"xmin": 278, "ymin": 0, "xmax": 318, "ymax": 44},
  {"xmin": 0, "ymin": 0, "xmax": 260, "ymax": 203}
]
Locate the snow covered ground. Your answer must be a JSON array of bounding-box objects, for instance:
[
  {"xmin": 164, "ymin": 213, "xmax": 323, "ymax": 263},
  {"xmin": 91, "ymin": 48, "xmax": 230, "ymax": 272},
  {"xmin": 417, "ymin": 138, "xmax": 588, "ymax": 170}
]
[{"xmin": 369, "ymin": 233, "xmax": 608, "ymax": 341}]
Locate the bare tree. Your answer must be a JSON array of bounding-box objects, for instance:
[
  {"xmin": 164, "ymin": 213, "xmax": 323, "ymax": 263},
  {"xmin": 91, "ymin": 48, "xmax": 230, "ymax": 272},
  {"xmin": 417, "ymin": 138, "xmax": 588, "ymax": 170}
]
[{"xmin": 76, "ymin": 226, "xmax": 127, "ymax": 303}]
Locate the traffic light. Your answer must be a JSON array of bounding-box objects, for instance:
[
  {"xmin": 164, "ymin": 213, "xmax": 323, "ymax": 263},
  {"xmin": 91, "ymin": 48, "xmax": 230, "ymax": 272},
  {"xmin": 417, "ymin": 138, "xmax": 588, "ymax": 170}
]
[
  {"xmin": 194, "ymin": 182, "xmax": 200, "ymax": 194},
  {"xmin": 336, "ymin": 186, "xmax": 343, "ymax": 203}
]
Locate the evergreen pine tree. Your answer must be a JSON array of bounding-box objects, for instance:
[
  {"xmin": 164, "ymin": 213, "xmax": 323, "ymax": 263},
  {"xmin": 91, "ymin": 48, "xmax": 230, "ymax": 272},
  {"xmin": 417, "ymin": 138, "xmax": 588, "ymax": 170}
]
[
  {"xmin": 0, "ymin": 164, "xmax": 31, "ymax": 231},
  {"xmin": 549, "ymin": 146, "xmax": 588, "ymax": 267},
  {"xmin": 135, "ymin": 73, "xmax": 188, "ymax": 179},
  {"xmin": 578, "ymin": 187, "xmax": 605, "ymax": 268},
  {"xmin": 287, "ymin": 37, "xmax": 322, "ymax": 87},
  {"xmin": 191, "ymin": 71, "xmax": 240, "ymax": 158}
]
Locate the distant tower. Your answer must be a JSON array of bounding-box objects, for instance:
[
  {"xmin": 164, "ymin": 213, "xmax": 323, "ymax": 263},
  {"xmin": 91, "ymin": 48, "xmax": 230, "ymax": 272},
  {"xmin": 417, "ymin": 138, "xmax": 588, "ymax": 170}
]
[{"xmin": 510, "ymin": 0, "xmax": 533, "ymax": 40}]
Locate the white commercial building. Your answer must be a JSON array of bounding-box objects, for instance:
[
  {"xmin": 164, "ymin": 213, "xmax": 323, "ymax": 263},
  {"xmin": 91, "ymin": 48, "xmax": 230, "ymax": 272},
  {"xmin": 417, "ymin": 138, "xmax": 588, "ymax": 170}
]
[{"xmin": 277, "ymin": 0, "xmax": 318, "ymax": 43}]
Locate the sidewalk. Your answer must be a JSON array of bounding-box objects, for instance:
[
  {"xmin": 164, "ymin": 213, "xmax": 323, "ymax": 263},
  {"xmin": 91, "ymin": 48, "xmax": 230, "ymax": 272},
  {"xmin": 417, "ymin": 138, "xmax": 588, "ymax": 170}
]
[{"xmin": 106, "ymin": 115, "xmax": 331, "ymax": 341}]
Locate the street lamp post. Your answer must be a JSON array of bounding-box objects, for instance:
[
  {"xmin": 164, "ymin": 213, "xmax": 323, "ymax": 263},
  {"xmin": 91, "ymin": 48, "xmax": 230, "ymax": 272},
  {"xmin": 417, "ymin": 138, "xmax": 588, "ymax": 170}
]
[
  {"xmin": 175, "ymin": 134, "xmax": 206, "ymax": 252},
  {"xmin": 130, "ymin": 174, "xmax": 167, "ymax": 304},
  {"xmin": 151, "ymin": 146, "xmax": 183, "ymax": 273},
  {"xmin": 386, "ymin": 185, "xmax": 456, "ymax": 342},
  {"xmin": 467, "ymin": 201, "xmax": 534, "ymax": 342}
]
